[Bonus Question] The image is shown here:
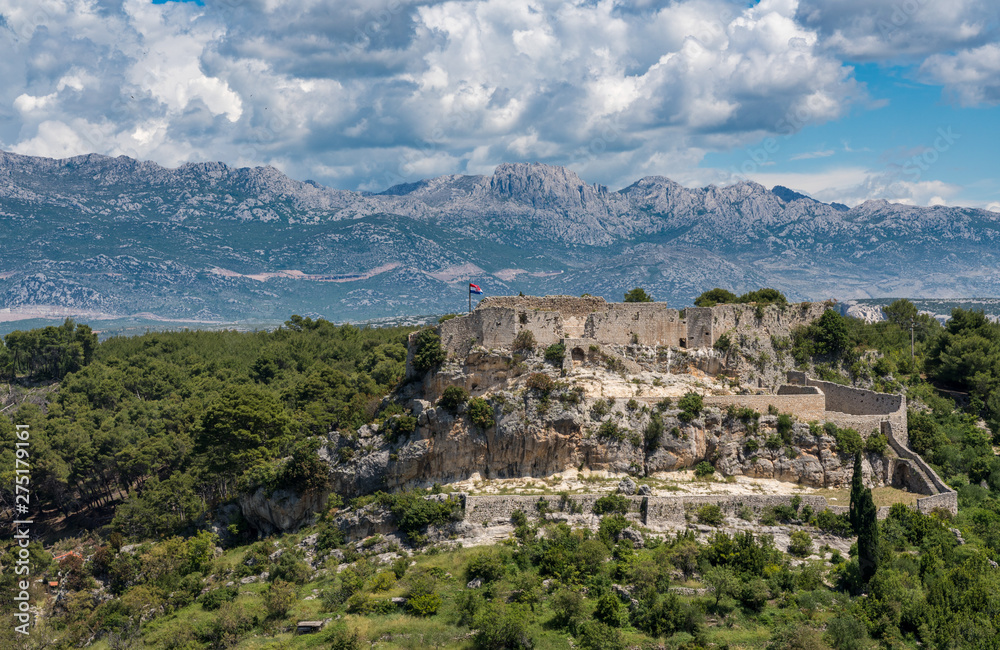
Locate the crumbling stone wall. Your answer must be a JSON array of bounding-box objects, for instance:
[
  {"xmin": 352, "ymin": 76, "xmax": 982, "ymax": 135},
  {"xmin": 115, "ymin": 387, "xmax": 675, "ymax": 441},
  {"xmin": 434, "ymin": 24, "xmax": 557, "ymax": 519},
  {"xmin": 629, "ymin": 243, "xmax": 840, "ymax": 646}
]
[
  {"xmin": 464, "ymin": 494, "xmax": 641, "ymax": 525},
  {"xmin": 435, "ymin": 297, "xmax": 836, "ymax": 360},
  {"xmin": 477, "ymin": 295, "xmax": 608, "ymax": 319},
  {"xmin": 699, "ymin": 394, "xmax": 827, "ymax": 421},
  {"xmin": 438, "ymin": 306, "xmax": 566, "ymax": 358},
  {"xmin": 585, "ymin": 304, "xmax": 685, "ymax": 346},
  {"xmin": 685, "ymin": 308, "xmax": 715, "ymax": 348},
  {"xmin": 460, "ymin": 487, "xmax": 956, "ymax": 528},
  {"xmin": 793, "ymin": 376, "xmax": 908, "ymax": 445},
  {"xmin": 709, "ymin": 302, "xmax": 832, "ymax": 347}
]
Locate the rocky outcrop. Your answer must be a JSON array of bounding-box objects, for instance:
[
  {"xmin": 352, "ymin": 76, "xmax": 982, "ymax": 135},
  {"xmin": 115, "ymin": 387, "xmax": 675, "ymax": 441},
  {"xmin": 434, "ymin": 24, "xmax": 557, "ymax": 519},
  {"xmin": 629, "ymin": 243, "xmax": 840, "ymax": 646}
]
[
  {"xmin": 238, "ymin": 487, "xmax": 328, "ymax": 535},
  {"xmin": 327, "ymin": 378, "xmax": 886, "ymax": 499}
]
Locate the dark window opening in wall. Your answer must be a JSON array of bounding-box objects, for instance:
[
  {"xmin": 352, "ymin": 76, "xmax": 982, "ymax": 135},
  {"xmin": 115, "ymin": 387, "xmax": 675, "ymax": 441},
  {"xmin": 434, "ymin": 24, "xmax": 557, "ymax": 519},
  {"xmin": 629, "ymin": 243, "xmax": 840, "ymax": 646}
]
[
  {"xmin": 572, "ymin": 347, "xmax": 585, "ymax": 363},
  {"xmin": 680, "ymin": 338, "xmax": 687, "ymax": 348},
  {"xmin": 519, "ymin": 312, "xmax": 528, "ymax": 324}
]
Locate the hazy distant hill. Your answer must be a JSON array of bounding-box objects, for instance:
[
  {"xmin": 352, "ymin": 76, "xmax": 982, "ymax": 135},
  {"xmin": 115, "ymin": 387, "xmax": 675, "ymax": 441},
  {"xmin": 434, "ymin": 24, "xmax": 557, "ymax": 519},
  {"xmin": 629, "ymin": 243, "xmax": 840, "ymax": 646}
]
[{"xmin": 2, "ymin": 151, "xmax": 999, "ymax": 323}]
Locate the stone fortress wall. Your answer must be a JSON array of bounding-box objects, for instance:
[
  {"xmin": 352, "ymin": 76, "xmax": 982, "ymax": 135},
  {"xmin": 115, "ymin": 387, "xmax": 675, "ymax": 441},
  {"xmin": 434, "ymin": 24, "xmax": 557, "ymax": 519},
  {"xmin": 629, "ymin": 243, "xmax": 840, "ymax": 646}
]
[
  {"xmin": 437, "ymin": 295, "xmax": 830, "ymax": 359},
  {"xmin": 425, "ymin": 295, "xmax": 957, "ymax": 516}
]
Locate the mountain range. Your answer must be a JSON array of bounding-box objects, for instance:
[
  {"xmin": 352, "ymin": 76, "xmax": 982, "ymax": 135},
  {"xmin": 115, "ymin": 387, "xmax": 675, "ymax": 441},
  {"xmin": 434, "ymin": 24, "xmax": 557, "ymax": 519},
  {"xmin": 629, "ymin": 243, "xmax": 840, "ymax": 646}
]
[{"xmin": 1, "ymin": 150, "xmax": 999, "ymax": 324}]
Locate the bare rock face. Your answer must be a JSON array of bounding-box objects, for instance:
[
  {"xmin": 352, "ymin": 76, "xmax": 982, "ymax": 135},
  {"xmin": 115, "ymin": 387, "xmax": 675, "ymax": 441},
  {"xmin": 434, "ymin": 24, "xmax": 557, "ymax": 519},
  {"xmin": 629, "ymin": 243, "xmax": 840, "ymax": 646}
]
[
  {"xmin": 238, "ymin": 487, "xmax": 328, "ymax": 535},
  {"xmin": 324, "ymin": 337, "xmax": 898, "ymax": 499},
  {"xmin": 332, "ymin": 504, "xmax": 396, "ymax": 543}
]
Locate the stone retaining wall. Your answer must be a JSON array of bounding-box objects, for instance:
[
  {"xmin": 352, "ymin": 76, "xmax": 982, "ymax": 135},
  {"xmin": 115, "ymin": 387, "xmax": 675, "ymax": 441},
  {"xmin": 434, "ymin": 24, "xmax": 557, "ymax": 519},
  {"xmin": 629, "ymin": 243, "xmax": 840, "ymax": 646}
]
[
  {"xmin": 464, "ymin": 493, "xmax": 841, "ymax": 527},
  {"xmin": 460, "ymin": 486, "xmax": 956, "ymax": 528},
  {"xmin": 464, "ymin": 494, "xmax": 641, "ymax": 525},
  {"xmin": 700, "ymin": 394, "xmax": 827, "ymax": 421},
  {"xmin": 786, "ymin": 373, "xmax": 908, "ymax": 445},
  {"xmin": 885, "ymin": 421, "xmax": 957, "ymax": 513}
]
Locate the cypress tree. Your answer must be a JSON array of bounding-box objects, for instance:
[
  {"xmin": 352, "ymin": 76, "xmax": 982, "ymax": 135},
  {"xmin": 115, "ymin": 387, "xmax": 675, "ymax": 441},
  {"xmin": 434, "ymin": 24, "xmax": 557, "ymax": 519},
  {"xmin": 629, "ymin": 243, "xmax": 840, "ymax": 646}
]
[
  {"xmin": 857, "ymin": 486, "xmax": 879, "ymax": 583},
  {"xmin": 849, "ymin": 450, "xmax": 864, "ymax": 533}
]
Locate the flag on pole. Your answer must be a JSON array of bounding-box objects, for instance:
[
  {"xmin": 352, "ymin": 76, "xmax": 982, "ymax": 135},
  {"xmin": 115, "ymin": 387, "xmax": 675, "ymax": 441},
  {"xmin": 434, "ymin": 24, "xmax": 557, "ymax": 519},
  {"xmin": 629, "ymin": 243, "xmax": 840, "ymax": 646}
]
[{"xmin": 469, "ymin": 283, "xmax": 483, "ymax": 295}]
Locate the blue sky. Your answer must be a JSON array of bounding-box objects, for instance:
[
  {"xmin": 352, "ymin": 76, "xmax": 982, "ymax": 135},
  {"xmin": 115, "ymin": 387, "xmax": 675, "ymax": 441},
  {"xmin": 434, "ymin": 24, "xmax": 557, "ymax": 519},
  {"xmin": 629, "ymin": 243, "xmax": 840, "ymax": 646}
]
[{"xmin": 0, "ymin": 0, "xmax": 997, "ymax": 209}]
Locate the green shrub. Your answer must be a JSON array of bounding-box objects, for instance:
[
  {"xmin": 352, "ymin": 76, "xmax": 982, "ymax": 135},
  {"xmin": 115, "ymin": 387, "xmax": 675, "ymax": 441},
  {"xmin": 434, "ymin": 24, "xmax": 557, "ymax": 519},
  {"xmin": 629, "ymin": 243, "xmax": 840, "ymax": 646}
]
[
  {"xmin": 388, "ymin": 491, "xmax": 462, "ymax": 544},
  {"xmin": 593, "ymin": 494, "xmax": 630, "ymax": 515},
  {"xmin": 788, "ymin": 531, "xmax": 813, "ymax": 557},
  {"xmin": 694, "ymin": 461, "xmax": 715, "ymax": 478},
  {"xmin": 526, "ymin": 372, "xmax": 555, "ymax": 394},
  {"xmin": 317, "ymin": 522, "xmax": 345, "ymax": 552},
  {"xmin": 473, "ymin": 602, "xmax": 534, "ymax": 650},
  {"xmin": 656, "ymin": 397, "xmax": 673, "ymax": 411},
  {"xmin": 544, "ymin": 343, "xmax": 566, "ymax": 363},
  {"xmin": 264, "ymin": 580, "xmax": 296, "ymax": 619},
  {"xmin": 814, "ymin": 509, "xmax": 852, "ymax": 536},
  {"xmin": 199, "ymin": 586, "xmax": 237, "ymax": 611},
  {"xmin": 624, "ymin": 287, "xmax": 653, "ymax": 303},
  {"xmin": 370, "ymin": 571, "xmax": 396, "ymax": 592},
  {"xmin": 594, "ymin": 591, "xmax": 626, "ymax": 627},
  {"xmin": 551, "ymin": 588, "xmax": 585, "ymax": 631},
  {"xmin": 438, "ymin": 385, "xmax": 470, "ymax": 415},
  {"xmin": 864, "ymin": 432, "xmax": 888, "ymax": 454},
  {"xmin": 598, "ymin": 514, "xmax": 630, "ymax": 547},
  {"xmin": 325, "ymin": 623, "xmax": 363, "ymax": 650},
  {"xmin": 384, "ymin": 414, "xmax": 417, "ymax": 443},
  {"xmin": 695, "ymin": 288, "xmax": 738, "ymax": 307},
  {"xmin": 678, "ymin": 392, "xmax": 703, "ymax": 421},
  {"xmin": 739, "ymin": 577, "xmax": 771, "ymax": 612},
  {"xmin": 468, "ymin": 397, "xmax": 494, "ymax": 429},
  {"xmin": 407, "ymin": 592, "xmax": 442, "ymax": 616},
  {"xmin": 777, "ymin": 414, "xmax": 793, "ymax": 443},
  {"xmin": 413, "ymin": 329, "xmax": 446, "ymax": 372},
  {"xmin": 597, "ymin": 420, "xmax": 627, "ymax": 442},
  {"xmin": 346, "ymin": 592, "xmax": 374, "ymax": 614},
  {"xmin": 512, "ymin": 329, "xmax": 536, "ymax": 352},
  {"xmin": 745, "ymin": 439, "xmax": 759, "ymax": 453},
  {"xmin": 697, "ymin": 504, "xmax": 724, "ymax": 526},
  {"xmin": 466, "ymin": 548, "xmax": 508, "ymax": 583},
  {"xmin": 644, "ymin": 412, "xmax": 664, "ymax": 451},
  {"xmin": 833, "ymin": 427, "xmax": 863, "ymax": 455},
  {"xmin": 269, "ymin": 552, "xmax": 311, "ymax": 585},
  {"xmin": 739, "ymin": 288, "xmax": 787, "ymax": 306}
]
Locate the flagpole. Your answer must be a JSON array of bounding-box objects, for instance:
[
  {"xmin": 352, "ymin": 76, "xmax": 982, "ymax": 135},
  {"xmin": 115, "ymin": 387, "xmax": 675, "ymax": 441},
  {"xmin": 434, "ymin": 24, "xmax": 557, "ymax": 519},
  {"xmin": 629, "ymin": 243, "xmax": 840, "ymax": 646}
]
[{"xmin": 469, "ymin": 286, "xmax": 472, "ymax": 314}]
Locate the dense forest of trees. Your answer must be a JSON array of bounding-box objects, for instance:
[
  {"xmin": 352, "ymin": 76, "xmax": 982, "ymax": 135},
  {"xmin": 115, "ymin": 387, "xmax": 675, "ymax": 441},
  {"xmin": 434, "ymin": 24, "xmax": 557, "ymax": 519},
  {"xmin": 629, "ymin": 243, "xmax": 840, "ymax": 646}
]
[{"xmin": 0, "ymin": 316, "xmax": 412, "ymax": 538}]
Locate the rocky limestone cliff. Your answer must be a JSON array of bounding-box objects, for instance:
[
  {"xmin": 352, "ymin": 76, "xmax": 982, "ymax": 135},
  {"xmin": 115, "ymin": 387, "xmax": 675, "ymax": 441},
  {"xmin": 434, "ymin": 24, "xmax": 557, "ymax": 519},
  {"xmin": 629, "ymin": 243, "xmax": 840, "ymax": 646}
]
[
  {"xmin": 326, "ymin": 345, "xmax": 889, "ymax": 498},
  {"xmin": 238, "ymin": 486, "xmax": 329, "ymax": 535}
]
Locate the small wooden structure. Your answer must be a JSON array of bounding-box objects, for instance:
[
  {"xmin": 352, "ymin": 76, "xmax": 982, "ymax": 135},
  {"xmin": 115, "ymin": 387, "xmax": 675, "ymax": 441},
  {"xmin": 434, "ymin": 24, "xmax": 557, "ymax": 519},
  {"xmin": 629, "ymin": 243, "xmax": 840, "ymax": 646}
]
[{"xmin": 296, "ymin": 621, "xmax": 325, "ymax": 635}]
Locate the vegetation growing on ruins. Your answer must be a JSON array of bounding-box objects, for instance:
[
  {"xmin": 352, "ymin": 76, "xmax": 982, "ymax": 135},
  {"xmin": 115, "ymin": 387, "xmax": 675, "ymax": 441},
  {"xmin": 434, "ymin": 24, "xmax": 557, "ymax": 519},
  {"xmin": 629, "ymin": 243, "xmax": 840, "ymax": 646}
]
[
  {"xmin": 694, "ymin": 287, "xmax": 789, "ymax": 307},
  {"xmin": 623, "ymin": 287, "xmax": 653, "ymax": 302}
]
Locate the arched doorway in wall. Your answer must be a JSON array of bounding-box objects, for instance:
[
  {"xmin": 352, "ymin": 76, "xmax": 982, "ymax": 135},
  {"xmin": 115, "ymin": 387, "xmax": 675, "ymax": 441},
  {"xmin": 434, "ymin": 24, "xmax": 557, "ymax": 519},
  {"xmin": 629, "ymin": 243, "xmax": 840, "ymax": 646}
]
[
  {"xmin": 571, "ymin": 347, "xmax": 585, "ymax": 366},
  {"xmin": 892, "ymin": 462, "xmax": 911, "ymax": 491}
]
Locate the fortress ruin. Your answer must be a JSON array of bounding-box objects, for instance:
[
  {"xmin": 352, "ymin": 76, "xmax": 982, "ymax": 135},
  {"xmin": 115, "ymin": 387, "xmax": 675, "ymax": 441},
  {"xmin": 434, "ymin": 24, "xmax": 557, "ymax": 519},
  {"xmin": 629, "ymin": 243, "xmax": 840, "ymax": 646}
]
[{"xmin": 406, "ymin": 295, "xmax": 957, "ymax": 515}]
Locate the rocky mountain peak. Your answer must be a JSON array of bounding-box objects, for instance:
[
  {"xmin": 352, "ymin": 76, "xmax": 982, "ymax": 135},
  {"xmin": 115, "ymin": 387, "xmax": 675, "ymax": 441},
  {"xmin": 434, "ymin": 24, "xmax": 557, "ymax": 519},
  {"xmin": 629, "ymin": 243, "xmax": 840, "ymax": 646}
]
[
  {"xmin": 771, "ymin": 185, "xmax": 817, "ymax": 204},
  {"xmin": 488, "ymin": 162, "xmax": 601, "ymax": 210}
]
